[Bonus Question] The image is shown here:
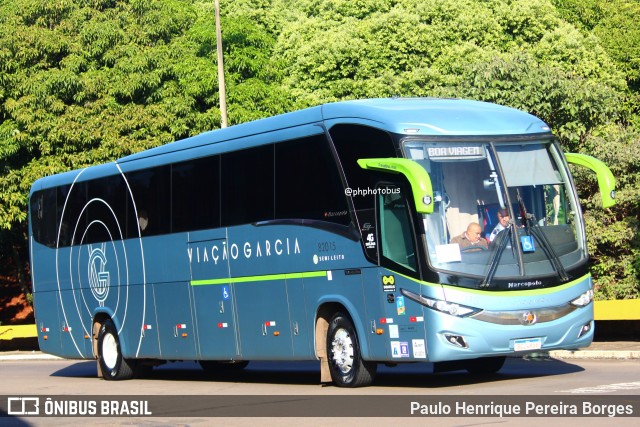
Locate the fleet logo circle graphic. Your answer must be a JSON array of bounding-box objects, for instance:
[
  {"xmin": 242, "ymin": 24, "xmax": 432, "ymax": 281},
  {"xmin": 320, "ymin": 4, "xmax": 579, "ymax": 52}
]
[
  {"xmin": 88, "ymin": 244, "xmax": 110, "ymax": 306},
  {"xmin": 55, "ymin": 166, "xmax": 148, "ymax": 358}
]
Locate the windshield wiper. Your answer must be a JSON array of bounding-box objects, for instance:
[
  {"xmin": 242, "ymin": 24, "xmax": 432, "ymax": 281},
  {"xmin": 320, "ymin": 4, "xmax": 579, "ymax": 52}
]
[
  {"xmin": 516, "ymin": 189, "xmax": 570, "ymax": 282},
  {"xmin": 480, "ymin": 225, "xmax": 512, "ymax": 288},
  {"xmin": 481, "ymin": 143, "xmax": 524, "ymax": 288}
]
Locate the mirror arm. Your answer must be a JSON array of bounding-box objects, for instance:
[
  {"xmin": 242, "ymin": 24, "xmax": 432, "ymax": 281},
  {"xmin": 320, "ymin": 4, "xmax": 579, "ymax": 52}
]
[
  {"xmin": 357, "ymin": 158, "xmax": 434, "ymax": 214},
  {"xmin": 565, "ymin": 153, "xmax": 616, "ymax": 208}
]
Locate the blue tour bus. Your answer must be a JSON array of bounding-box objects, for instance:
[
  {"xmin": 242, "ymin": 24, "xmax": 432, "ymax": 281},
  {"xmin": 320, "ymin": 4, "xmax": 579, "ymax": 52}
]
[{"xmin": 29, "ymin": 98, "xmax": 615, "ymax": 387}]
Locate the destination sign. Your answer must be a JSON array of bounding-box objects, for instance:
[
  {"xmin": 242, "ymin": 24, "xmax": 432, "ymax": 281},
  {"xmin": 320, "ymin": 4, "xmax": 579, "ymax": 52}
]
[{"xmin": 426, "ymin": 145, "xmax": 485, "ymax": 160}]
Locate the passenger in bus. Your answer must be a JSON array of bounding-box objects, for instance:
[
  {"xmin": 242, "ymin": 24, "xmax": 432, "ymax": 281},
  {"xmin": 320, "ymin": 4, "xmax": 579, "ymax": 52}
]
[
  {"xmin": 450, "ymin": 222, "xmax": 488, "ymax": 251},
  {"xmin": 138, "ymin": 210, "xmax": 149, "ymax": 233},
  {"xmin": 488, "ymin": 208, "xmax": 510, "ymax": 242}
]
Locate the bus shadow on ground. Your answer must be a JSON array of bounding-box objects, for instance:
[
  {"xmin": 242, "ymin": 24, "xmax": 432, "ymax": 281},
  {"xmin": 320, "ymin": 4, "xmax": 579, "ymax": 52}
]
[{"xmin": 51, "ymin": 357, "xmax": 584, "ymax": 388}]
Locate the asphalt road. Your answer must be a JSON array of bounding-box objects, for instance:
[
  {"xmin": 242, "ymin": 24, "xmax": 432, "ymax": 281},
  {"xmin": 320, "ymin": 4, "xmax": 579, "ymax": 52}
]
[{"xmin": 0, "ymin": 357, "xmax": 639, "ymax": 426}]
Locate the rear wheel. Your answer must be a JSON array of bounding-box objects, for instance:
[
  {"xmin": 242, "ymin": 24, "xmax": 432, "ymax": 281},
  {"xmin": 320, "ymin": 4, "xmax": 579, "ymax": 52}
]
[
  {"xmin": 326, "ymin": 312, "xmax": 376, "ymax": 387},
  {"xmin": 465, "ymin": 356, "xmax": 506, "ymax": 374},
  {"xmin": 98, "ymin": 319, "xmax": 135, "ymax": 380}
]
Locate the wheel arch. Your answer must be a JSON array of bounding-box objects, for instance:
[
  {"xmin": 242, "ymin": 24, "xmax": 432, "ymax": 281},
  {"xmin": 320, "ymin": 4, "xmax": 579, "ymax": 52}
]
[
  {"xmin": 92, "ymin": 310, "xmax": 132, "ymax": 365},
  {"xmin": 314, "ymin": 298, "xmax": 371, "ymax": 382}
]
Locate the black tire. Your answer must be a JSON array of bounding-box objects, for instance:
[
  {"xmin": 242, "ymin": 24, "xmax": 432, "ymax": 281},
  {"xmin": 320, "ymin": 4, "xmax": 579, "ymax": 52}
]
[
  {"xmin": 326, "ymin": 312, "xmax": 376, "ymax": 387},
  {"xmin": 199, "ymin": 360, "xmax": 249, "ymax": 373},
  {"xmin": 97, "ymin": 319, "xmax": 135, "ymax": 380},
  {"xmin": 465, "ymin": 356, "xmax": 506, "ymax": 374}
]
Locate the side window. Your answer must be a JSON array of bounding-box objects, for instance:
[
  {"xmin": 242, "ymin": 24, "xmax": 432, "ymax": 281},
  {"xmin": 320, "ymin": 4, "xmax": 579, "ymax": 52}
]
[
  {"xmin": 58, "ymin": 182, "xmax": 87, "ymax": 247},
  {"xmin": 85, "ymin": 175, "xmax": 128, "ymax": 244},
  {"xmin": 378, "ymin": 186, "xmax": 418, "ymax": 274},
  {"xmin": 221, "ymin": 144, "xmax": 274, "ymax": 226},
  {"xmin": 275, "ymin": 134, "xmax": 349, "ymax": 224},
  {"xmin": 172, "ymin": 156, "xmax": 221, "ymax": 232},
  {"xmin": 30, "ymin": 188, "xmax": 58, "ymax": 247},
  {"xmin": 126, "ymin": 166, "xmax": 171, "ymax": 237},
  {"xmin": 329, "ymin": 124, "xmax": 396, "ymax": 213}
]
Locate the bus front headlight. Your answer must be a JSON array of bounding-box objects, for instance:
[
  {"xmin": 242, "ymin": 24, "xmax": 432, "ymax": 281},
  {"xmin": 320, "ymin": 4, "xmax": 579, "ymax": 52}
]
[
  {"xmin": 401, "ymin": 289, "xmax": 481, "ymax": 317},
  {"xmin": 570, "ymin": 289, "xmax": 594, "ymax": 307}
]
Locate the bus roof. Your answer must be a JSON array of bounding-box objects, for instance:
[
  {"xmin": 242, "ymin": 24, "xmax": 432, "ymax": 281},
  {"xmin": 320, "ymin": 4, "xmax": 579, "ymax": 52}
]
[
  {"xmin": 31, "ymin": 98, "xmax": 551, "ymax": 192},
  {"xmin": 118, "ymin": 98, "xmax": 550, "ymax": 164}
]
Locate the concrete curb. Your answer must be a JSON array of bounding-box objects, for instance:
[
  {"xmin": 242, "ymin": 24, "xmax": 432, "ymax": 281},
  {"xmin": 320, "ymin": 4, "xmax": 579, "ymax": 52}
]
[
  {"xmin": 0, "ymin": 352, "xmax": 62, "ymax": 361},
  {"xmin": 549, "ymin": 350, "xmax": 640, "ymax": 359}
]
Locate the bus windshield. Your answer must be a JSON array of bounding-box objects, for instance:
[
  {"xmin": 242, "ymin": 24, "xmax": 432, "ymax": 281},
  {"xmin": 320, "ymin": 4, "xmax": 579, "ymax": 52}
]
[{"xmin": 403, "ymin": 139, "xmax": 586, "ymax": 285}]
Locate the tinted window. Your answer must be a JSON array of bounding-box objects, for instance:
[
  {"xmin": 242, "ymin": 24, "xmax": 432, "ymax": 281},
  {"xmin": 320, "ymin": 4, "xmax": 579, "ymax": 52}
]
[
  {"xmin": 329, "ymin": 124, "xmax": 396, "ymax": 212},
  {"xmin": 30, "ymin": 188, "xmax": 58, "ymax": 247},
  {"xmin": 58, "ymin": 182, "xmax": 87, "ymax": 247},
  {"xmin": 126, "ymin": 166, "xmax": 171, "ymax": 237},
  {"xmin": 275, "ymin": 135, "xmax": 349, "ymax": 225},
  {"xmin": 85, "ymin": 175, "xmax": 128, "ymax": 244},
  {"xmin": 378, "ymin": 186, "xmax": 418, "ymax": 274},
  {"xmin": 172, "ymin": 156, "xmax": 220, "ymax": 232},
  {"xmin": 221, "ymin": 145, "xmax": 274, "ymax": 226}
]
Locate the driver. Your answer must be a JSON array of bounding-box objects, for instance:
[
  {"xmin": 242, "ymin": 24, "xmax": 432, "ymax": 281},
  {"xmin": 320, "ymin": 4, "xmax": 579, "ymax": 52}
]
[{"xmin": 451, "ymin": 222, "xmax": 488, "ymax": 251}]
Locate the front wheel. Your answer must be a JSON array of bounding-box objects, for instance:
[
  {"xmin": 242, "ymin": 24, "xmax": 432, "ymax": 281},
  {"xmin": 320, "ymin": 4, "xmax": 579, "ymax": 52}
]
[
  {"xmin": 98, "ymin": 319, "xmax": 135, "ymax": 380},
  {"xmin": 326, "ymin": 312, "xmax": 376, "ymax": 387}
]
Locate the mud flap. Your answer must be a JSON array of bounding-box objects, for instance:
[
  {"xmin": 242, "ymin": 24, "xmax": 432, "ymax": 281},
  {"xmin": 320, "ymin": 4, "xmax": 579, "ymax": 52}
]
[{"xmin": 320, "ymin": 356, "xmax": 331, "ymax": 383}]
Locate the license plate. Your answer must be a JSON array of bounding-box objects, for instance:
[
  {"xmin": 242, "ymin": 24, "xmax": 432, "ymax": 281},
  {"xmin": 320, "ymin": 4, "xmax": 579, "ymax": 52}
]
[{"xmin": 514, "ymin": 337, "xmax": 542, "ymax": 352}]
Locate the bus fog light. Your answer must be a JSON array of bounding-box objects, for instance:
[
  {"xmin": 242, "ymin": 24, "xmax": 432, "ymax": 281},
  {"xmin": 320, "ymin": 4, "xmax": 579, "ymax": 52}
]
[
  {"xmin": 444, "ymin": 334, "xmax": 468, "ymax": 348},
  {"xmin": 578, "ymin": 321, "xmax": 592, "ymax": 338}
]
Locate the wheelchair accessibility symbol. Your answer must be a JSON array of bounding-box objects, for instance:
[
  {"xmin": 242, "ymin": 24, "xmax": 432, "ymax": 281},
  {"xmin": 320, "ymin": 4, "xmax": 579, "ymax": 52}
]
[
  {"xmin": 521, "ymin": 235, "xmax": 536, "ymax": 253},
  {"xmin": 222, "ymin": 285, "xmax": 230, "ymax": 300}
]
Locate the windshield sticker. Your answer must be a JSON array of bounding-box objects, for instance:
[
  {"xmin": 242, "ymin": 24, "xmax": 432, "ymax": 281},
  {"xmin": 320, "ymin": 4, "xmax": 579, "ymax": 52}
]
[
  {"xmin": 521, "ymin": 235, "xmax": 536, "ymax": 253},
  {"xmin": 435, "ymin": 244, "xmax": 462, "ymax": 263}
]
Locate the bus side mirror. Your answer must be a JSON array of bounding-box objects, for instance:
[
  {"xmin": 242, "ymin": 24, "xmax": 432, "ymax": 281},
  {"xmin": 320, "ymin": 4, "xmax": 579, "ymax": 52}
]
[
  {"xmin": 357, "ymin": 158, "xmax": 434, "ymax": 214},
  {"xmin": 565, "ymin": 153, "xmax": 616, "ymax": 208}
]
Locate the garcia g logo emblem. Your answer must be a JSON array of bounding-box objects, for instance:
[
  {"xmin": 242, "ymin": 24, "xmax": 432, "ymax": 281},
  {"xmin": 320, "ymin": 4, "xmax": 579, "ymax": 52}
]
[{"xmin": 88, "ymin": 243, "xmax": 110, "ymax": 306}]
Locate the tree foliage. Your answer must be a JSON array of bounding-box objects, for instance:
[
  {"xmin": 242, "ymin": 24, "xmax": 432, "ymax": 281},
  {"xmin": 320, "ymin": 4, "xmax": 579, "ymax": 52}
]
[
  {"xmin": 0, "ymin": 0, "xmax": 638, "ymax": 299},
  {"xmin": 553, "ymin": 0, "xmax": 640, "ymax": 94}
]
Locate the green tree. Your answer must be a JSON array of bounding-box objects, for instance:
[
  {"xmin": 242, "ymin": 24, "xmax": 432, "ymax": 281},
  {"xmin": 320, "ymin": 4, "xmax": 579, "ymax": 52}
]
[
  {"xmin": 1, "ymin": 0, "xmax": 638, "ymax": 301},
  {"xmin": 0, "ymin": 0, "xmax": 291, "ymax": 299},
  {"xmin": 271, "ymin": 0, "xmax": 638, "ymax": 297},
  {"xmin": 553, "ymin": 0, "xmax": 640, "ymax": 93},
  {"xmin": 575, "ymin": 125, "xmax": 640, "ymax": 299}
]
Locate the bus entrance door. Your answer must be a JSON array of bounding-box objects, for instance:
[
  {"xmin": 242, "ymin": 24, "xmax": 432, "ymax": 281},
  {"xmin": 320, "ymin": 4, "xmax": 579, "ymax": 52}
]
[{"xmin": 189, "ymin": 232, "xmax": 239, "ymax": 361}]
